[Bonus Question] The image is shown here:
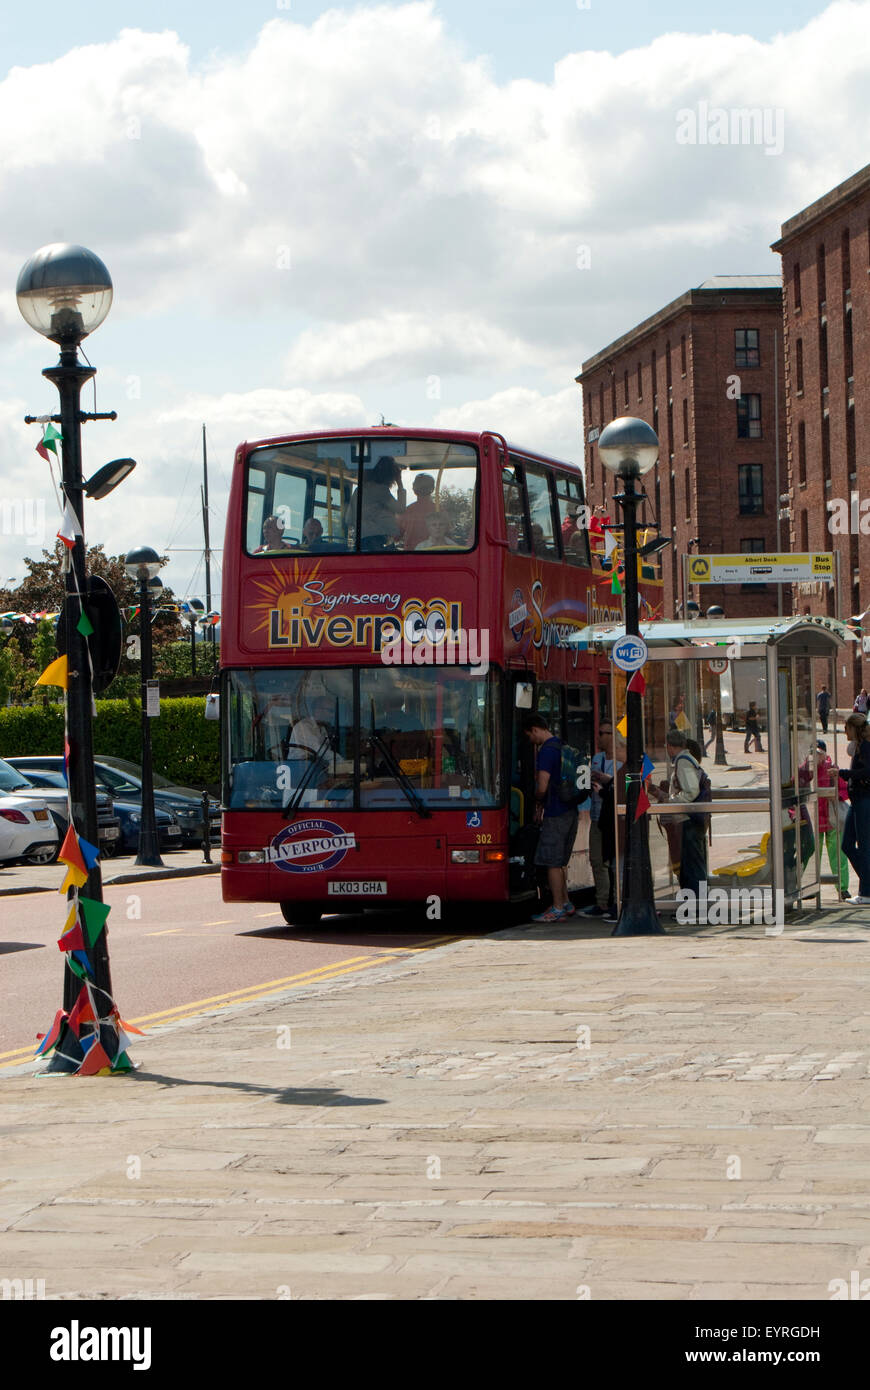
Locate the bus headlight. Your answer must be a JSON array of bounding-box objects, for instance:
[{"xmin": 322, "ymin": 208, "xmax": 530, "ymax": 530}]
[{"xmin": 450, "ymin": 849, "xmax": 480, "ymax": 864}]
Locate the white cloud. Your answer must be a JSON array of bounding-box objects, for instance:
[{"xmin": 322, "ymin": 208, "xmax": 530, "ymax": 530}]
[{"xmin": 2, "ymin": 2, "xmax": 870, "ymax": 595}]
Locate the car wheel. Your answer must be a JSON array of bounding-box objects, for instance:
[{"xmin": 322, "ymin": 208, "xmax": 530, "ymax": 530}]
[
  {"xmin": 280, "ymin": 903, "xmax": 323, "ymax": 926},
  {"xmin": 24, "ymin": 846, "xmax": 58, "ymax": 866}
]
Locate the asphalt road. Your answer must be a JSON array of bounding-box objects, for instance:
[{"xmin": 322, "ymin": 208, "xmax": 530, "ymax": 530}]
[{"xmin": 0, "ymin": 875, "xmax": 469, "ymax": 1061}]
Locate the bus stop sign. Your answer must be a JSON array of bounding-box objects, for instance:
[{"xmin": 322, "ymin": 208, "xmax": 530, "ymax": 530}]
[{"xmin": 612, "ymin": 635, "xmax": 648, "ymax": 672}]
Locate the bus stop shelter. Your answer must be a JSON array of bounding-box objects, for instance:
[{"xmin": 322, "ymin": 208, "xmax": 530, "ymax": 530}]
[{"xmin": 574, "ymin": 616, "xmax": 857, "ymax": 915}]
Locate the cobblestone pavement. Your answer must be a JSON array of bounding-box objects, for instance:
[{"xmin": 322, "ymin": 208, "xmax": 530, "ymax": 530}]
[{"xmin": 2, "ymin": 908, "xmax": 869, "ymax": 1300}]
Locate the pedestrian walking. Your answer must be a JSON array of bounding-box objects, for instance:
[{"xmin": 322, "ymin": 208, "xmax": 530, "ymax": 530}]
[
  {"xmin": 853, "ymin": 688, "xmax": 869, "ymax": 714},
  {"xmin": 581, "ymin": 721, "xmax": 623, "ymax": 918},
  {"xmin": 704, "ymin": 707, "xmax": 717, "ymax": 753},
  {"xmin": 816, "ymin": 684, "xmax": 831, "ymax": 733},
  {"xmin": 838, "ymin": 713, "xmax": 870, "ymax": 903},
  {"xmin": 743, "ymin": 701, "xmax": 764, "ymax": 754},
  {"xmin": 522, "ymin": 713, "xmax": 579, "ymax": 923}
]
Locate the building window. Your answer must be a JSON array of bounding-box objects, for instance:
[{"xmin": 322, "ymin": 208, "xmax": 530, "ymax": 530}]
[
  {"xmin": 795, "ymin": 338, "xmax": 804, "ymax": 394},
  {"xmin": 737, "ymin": 394, "xmax": 762, "ymax": 439},
  {"xmin": 819, "ymin": 322, "xmax": 828, "ymax": 391},
  {"xmin": 842, "ymin": 228, "xmax": 851, "ymax": 294},
  {"xmin": 740, "ymin": 536, "xmax": 767, "ymax": 589},
  {"xmin": 682, "ymin": 398, "xmax": 689, "ymax": 445},
  {"xmin": 623, "ymin": 369, "xmax": 629, "ymax": 407},
  {"xmin": 587, "ymin": 445, "xmax": 594, "ymax": 493},
  {"xmin": 684, "ymin": 467, "xmax": 691, "ymax": 517},
  {"xmin": 599, "ymin": 382, "xmax": 604, "ymax": 423},
  {"xmin": 665, "ymin": 340, "xmax": 672, "ymax": 390},
  {"xmin": 847, "ymin": 404, "xmax": 856, "ymax": 482},
  {"xmin": 735, "ymin": 329, "xmax": 760, "ymax": 368},
  {"xmin": 817, "ymin": 243, "xmax": 826, "ymax": 306},
  {"xmin": 637, "ymin": 362, "xmax": 642, "ymax": 400},
  {"xmin": 667, "ymin": 400, "xmax": 674, "ymax": 457},
  {"xmin": 611, "ymin": 376, "xmax": 617, "ymax": 418},
  {"xmin": 651, "ymin": 349, "xmax": 657, "ymax": 399},
  {"xmin": 793, "ymin": 261, "xmax": 801, "ymax": 311},
  {"xmin": 845, "ymin": 306, "xmax": 854, "ymax": 380},
  {"xmin": 680, "ymin": 334, "xmax": 687, "ymax": 375},
  {"xmin": 821, "ymin": 415, "xmax": 831, "ymax": 489},
  {"xmin": 797, "ymin": 420, "xmax": 807, "ymax": 486},
  {"xmin": 738, "ymin": 465, "xmax": 764, "ymax": 514}
]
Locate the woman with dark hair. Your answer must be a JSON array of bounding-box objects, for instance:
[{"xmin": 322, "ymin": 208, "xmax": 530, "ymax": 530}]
[
  {"xmin": 839, "ymin": 713, "xmax": 870, "ymax": 903},
  {"xmin": 345, "ymin": 455, "xmax": 406, "ymax": 550}
]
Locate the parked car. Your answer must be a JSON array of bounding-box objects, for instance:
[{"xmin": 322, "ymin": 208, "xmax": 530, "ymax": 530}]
[
  {"xmin": 0, "ymin": 792, "xmax": 59, "ymax": 866},
  {"xmin": 10, "ymin": 755, "xmax": 220, "ymax": 847},
  {"xmin": 11, "ymin": 767, "xmax": 175, "ymax": 857},
  {"xmin": 0, "ymin": 758, "xmax": 120, "ymax": 860}
]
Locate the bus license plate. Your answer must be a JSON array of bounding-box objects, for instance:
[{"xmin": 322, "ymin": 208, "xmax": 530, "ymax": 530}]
[{"xmin": 327, "ymin": 880, "xmax": 387, "ymax": 896}]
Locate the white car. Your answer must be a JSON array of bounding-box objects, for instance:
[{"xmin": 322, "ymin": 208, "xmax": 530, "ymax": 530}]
[{"xmin": 0, "ymin": 792, "xmax": 59, "ymax": 866}]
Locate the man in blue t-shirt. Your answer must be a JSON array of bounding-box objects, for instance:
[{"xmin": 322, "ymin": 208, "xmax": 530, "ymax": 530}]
[{"xmin": 522, "ymin": 713, "xmax": 579, "ymax": 922}]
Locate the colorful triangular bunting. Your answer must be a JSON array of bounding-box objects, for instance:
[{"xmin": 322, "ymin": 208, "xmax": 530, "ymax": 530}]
[
  {"xmin": 78, "ymin": 897, "xmax": 110, "ymax": 947},
  {"xmin": 36, "ymin": 655, "xmax": 68, "ymax": 690}
]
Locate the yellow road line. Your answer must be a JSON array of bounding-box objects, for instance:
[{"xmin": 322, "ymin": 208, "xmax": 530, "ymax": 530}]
[
  {"xmin": 203, "ymin": 919, "xmax": 236, "ymax": 926},
  {"xmin": 0, "ymin": 935, "xmax": 461, "ymax": 1067},
  {"xmin": 145, "ymin": 929, "xmax": 182, "ymax": 936}
]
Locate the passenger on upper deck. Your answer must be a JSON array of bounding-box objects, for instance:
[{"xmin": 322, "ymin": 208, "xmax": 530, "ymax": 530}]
[
  {"xmin": 298, "ymin": 517, "xmax": 327, "ymax": 551},
  {"xmin": 345, "ymin": 455, "xmax": 406, "ymax": 551},
  {"xmin": 415, "ymin": 510, "xmax": 462, "ymax": 551},
  {"xmin": 398, "ymin": 473, "xmax": 436, "ymax": 550},
  {"xmin": 254, "ymin": 515, "xmax": 292, "ymax": 553}
]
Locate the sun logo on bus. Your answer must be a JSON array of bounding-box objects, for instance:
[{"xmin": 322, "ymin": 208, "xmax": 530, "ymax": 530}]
[{"xmin": 248, "ymin": 559, "xmax": 335, "ymax": 638}]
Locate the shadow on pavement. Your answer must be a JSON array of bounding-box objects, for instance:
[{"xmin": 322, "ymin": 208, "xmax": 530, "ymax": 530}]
[{"xmin": 130, "ymin": 1071, "xmax": 387, "ymax": 1106}]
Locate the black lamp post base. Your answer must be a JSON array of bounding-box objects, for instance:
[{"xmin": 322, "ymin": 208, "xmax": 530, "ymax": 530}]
[{"xmin": 612, "ymin": 899, "xmax": 665, "ymax": 936}]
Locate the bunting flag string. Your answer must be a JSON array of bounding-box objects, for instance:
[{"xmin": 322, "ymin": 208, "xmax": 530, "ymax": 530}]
[
  {"xmin": 30, "ymin": 487, "xmax": 142, "ymax": 1077},
  {"xmin": 626, "ymin": 668, "xmax": 647, "ymax": 696}
]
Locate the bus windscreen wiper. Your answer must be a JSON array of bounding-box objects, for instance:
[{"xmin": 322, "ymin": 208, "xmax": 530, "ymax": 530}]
[
  {"xmin": 282, "ymin": 732, "xmax": 331, "ymax": 816},
  {"xmin": 368, "ymin": 702, "xmax": 431, "ymax": 818}
]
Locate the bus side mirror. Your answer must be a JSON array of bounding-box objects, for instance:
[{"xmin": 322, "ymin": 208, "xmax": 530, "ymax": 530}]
[
  {"xmin": 205, "ymin": 694, "xmax": 220, "ymax": 721},
  {"xmin": 515, "ymin": 682, "xmax": 534, "ymax": 709}
]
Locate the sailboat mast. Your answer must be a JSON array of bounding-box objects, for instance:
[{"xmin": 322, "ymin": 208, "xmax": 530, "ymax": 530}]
[{"xmin": 201, "ymin": 423, "xmax": 212, "ymax": 615}]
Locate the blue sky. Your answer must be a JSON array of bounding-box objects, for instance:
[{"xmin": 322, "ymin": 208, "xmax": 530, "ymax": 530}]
[
  {"xmin": 0, "ymin": 1, "xmax": 867, "ymax": 602},
  {"xmin": 1, "ymin": 1, "xmax": 827, "ymax": 81}
]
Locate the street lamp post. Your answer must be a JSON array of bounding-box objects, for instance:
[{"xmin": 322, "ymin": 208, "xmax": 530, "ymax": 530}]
[
  {"xmin": 125, "ymin": 548, "xmax": 166, "ymax": 868},
  {"xmin": 16, "ymin": 244, "xmax": 117, "ymax": 1064},
  {"xmin": 599, "ymin": 417, "xmax": 664, "ymax": 937}
]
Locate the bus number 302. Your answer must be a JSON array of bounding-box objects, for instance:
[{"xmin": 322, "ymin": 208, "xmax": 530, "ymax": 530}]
[{"xmin": 475, "ymin": 833, "xmax": 492, "ymax": 844}]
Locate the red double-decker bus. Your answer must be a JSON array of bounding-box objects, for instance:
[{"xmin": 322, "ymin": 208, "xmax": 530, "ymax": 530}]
[{"xmin": 219, "ymin": 427, "xmax": 660, "ymax": 923}]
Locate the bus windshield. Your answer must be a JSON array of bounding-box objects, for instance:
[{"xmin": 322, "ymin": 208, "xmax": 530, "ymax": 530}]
[
  {"xmin": 245, "ymin": 438, "xmax": 478, "ymax": 556},
  {"xmin": 225, "ymin": 666, "xmax": 501, "ymax": 811}
]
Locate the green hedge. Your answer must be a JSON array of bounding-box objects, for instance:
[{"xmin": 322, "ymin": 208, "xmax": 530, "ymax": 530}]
[{"xmin": 0, "ymin": 696, "xmax": 220, "ymax": 790}]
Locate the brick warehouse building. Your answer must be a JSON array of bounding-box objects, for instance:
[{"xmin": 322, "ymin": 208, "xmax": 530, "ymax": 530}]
[
  {"xmin": 772, "ymin": 161, "xmax": 870, "ymax": 701},
  {"xmin": 577, "ymin": 278, "xmax": 787, "ymax": 622}
]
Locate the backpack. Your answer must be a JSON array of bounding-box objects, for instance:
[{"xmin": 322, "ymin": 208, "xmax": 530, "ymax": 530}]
[
  {"xmin": 557, "ymin": 742, "xmax": 588, "ymax": 808},
  {"xmin": 676, "ymin": 752, "xmax": 712, "ymax": 824}
]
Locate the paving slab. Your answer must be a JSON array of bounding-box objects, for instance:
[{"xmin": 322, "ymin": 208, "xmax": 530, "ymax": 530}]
[{"xmin": 2, "ymin": 909, "xmax": 870, "ymax": 1299}]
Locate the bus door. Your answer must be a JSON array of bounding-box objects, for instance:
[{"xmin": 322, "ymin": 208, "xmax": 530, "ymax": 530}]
[{"xmin": 508, "ymin": 673, "xmax": 537, "ymax": 896}]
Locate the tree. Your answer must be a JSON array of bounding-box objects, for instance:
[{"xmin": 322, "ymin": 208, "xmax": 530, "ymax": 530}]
[{"xmin": 0, "ymin": 545, "xmax": 184, "ymax": 703}]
